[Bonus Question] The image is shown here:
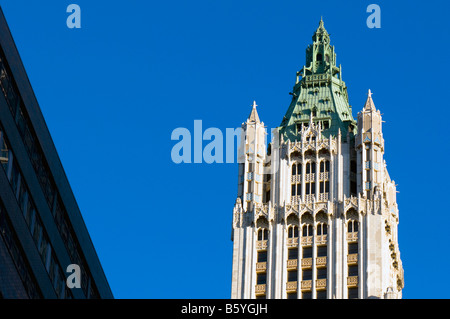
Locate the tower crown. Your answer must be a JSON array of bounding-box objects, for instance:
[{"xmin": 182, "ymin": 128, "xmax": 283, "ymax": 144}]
[
  {"xmin": 278, "ymin": 18, "xmax": 355, "ymax": 142},
  {"xmin": 306, "ymin": 18, "xmax": 336, "ymax": 75}
]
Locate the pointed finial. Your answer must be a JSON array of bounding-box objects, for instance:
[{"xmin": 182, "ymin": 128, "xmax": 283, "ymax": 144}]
[
  {"xmin": 364, "ymin": 89, "xmax": 376, "ymax": 111},
  {"xmin": 248, "ymin": 100, "xmax": 260, "ymax": 123}
]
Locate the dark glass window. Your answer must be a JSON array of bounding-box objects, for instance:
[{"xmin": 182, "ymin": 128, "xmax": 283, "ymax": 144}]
[
  {"xmin": 317, "ymin": 245, "xmax": 327, "ymax": 257},
  {"xmin": 348, "ymin": 243, "xmax": 358, "ymax": 254},
  {"xmin": 257, "ymin": 273, "xmax": 267, "ymax": 285},
  {"xmin": 287, "ymin": 292, "xmax": 297, "ymax": 299},
  {"xmin": 288, "ymin": 270, "xmax": 298, "ymax": 282},
  {"xmin": 302, "ymin": 269, "xmax": 312, "ymax": 280},
  {"xmin": 258, "ymin": 251, "xmax": 267, "ymax": 263},
  {"xmin": 302, "ymin": 291, "xmax": 312, "ymax": 299},
  {"xmin": 317, "ymin": 268, "xmax": 327, "ymax": 279},
  {"xmin": 302, "ymin": 247, "xmax": 312, "ymax": 259},
  {"xmin": 348, "ymin": 265, "xmax": 358, "ymax": 276},
  {"xmin": 348, "ymin": 288, "xmax": 358, "ymax": 299},
  {"xmin": 288, "ymin": 248, "xmax": 298, "ymax": 260},
  {"xmin": 317, "ymin": 290, "xmax": 327, "ymax": 299}
]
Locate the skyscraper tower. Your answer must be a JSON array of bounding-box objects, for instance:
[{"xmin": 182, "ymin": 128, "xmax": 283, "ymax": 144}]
[{"xmin": 231, "ymin": 19, "xmax": 404, "ymax": 299}]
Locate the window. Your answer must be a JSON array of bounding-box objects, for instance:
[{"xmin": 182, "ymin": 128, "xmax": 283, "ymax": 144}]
[
  {"xmin": 348, "ymin": 220, "xmax": 358, "ymax": 233},
  {"xmin": 317, "ymin": 268, "xmax": 327, "ymax": 279},
  {"xmin": 302, "ymin": 224, "xmax": 313, "ymax": 237},
  {"xmin": 317, "ymin": 223, "xmax": 327, "ymax": 236},
  {"xmin": 317, "ymin": 245, "xmax": 327, "ymax": 257},
  {"xmin": 302, "ymin": 247, "xmax": 312, "ymax": 259},
  {"xmin": 291, "ymin": 163, "xmax": 301, "ymax": 199},
  {"xmin": 288, "ymin": 270, "xmax": 298, "ymax": 282},
  {"xmin": 288, "ymin": 248, "xmax": 298, "ymax": 260},
  {"xmin": 348, "ymin": 288, "xmax": 358, "ymax": 299},
  {"xmin": 257, "ymin": 273, "xmax": 267, "ymax": 285},
  {"xmin": 348, "ymin": 243, "xmax": 358, "ymax": 254},
  {"xmin": 287, "ymin": 292, "xmax": 297, "ymax": 299},
  {"xmin": 258, "ymin": 251, "xmax": 267, "ymax": 263},
  {"xmin": 258, "ymin": 228, "xmax": 269, "ymax": 241},
  {"xmin": 305, "ymin": 182, "xmax": 315, "ymax": 195},
  {"xmin": 291, "ymin": 183, "xmax": 301, "ymax": 196},
  {"xmin": 316, "ymin": 53, "xmax": 323, "ymax": 62},
  {"xmin": 319, "ymin": 181, "xmax": 329, "ymax": 194},
  {"xmin": 0, "ymin": 129, "xmax": 10, "ymax": 173},
  {"xmin": 317, "ymin": 290, "xmax": 327, "ymax": 299},
  {"xmin": 288, "ymin": 225, "xmax": 299, "ymax": 239},
  {"xmin": 302, "ymin": 269, "xmax": 312, "ymax": 280},
  {"xmin": 10, "ymin": 161, "xmax": 20, "ymax": 195},
  {"xmin": 348, "ymin": 265, "xmax": 358, "ymax": 277},
  {"xmin": 318, "ymin": 160, "xmax": 329, "ymax": 174},
  {"xmin": 302, "ymin": 291, "xmax": 312, "ymax": 299}
]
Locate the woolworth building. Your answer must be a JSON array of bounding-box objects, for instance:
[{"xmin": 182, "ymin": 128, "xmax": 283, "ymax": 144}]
[{"xmin": 230, "ymin": 19, "xmax": 404, "ymax": 299}]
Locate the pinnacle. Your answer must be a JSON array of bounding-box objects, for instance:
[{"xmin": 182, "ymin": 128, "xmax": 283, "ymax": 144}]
[
  {"xmin": 364, "ymin": 89, "xmax": 376, "ymax": 111},
  {"xmin": 316, "ymin": 16, "xmax": 327, "ymax": 34},
  {"xmin": 248, "ymin": 100, "xmax": 260, "ymax": 123}
]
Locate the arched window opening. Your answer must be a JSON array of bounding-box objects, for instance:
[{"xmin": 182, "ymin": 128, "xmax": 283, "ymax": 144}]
[
  {"xmin": 302, "ymin": 224, "xmax": 313, "ymax": 237},
  {"xmin": 288, "ymin": 225, "xmax": 299, "ymax": 239},
  {"xmin": 317, "ymin": 222, "xmax": 328, "ymax": 236}
]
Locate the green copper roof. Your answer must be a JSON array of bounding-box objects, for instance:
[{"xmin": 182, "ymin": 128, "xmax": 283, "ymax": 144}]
[{"xmin": 278, "ymin": 19, "xmax": 356, "ymax": 141}]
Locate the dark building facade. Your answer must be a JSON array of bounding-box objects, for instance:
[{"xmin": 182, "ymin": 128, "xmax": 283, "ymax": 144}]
[{"xmin": 0, "ymin": 8, "xmax": 113, "ymax": 298}]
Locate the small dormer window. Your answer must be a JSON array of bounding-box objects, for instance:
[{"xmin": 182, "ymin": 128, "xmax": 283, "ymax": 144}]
[{"xmin": 316, "ymin": 53, "xmax": 323, "ymax": 62}]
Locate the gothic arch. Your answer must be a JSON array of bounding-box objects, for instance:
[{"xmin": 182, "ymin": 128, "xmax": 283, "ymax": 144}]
[
  {"xmin": 290, "ymin": 150, "xmax": 301, "ymax": 160},
  {"xmin": 256, "ymin": 216, "xmax": 269, "ymax": 229},
  {"xmin": 304, "ymin": 149, "xmax": 315, "ymax": 158},
  {"xmin": 315, "ymin": 210, "xmax": 328, "ymax": 223},
  {"xmin": 345, "ymin": 208, "xmax": 359, "ymax": 221},
  {"xmin": 300, "ymin": 212, "xmax": 314, "ymax": 225},
  {"xmin": 318, "ymin": 148, "xmax": 330, "ymax": 158},
  {"xmin": 286, "ymin": 213, "xmax": 299, "ymax": 226}
]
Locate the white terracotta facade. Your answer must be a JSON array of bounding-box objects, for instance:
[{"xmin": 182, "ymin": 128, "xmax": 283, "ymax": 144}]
[{"xmin": 230, "ymin": 94, "xmax": 404, "ymax": 300}]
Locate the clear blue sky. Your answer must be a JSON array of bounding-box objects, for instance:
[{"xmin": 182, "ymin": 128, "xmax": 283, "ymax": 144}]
[{"xmin": 1, "ymin": 0, "xmax": 449, "ymax": 298}]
